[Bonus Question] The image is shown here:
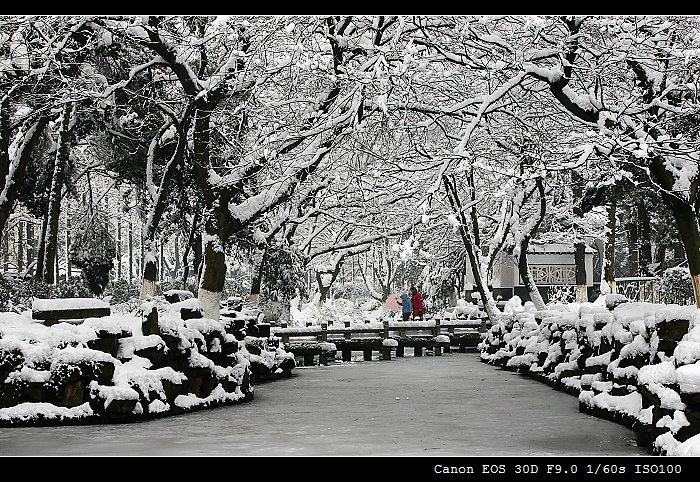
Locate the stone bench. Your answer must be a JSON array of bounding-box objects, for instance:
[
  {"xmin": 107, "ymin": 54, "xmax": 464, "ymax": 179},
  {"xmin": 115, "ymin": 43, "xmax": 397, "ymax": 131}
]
[
  {"xmin": 448, "ymin": 332, "xmax": 482, "ymax": 352},
  {"xmin": 32, "ymin": 298, "xmax": 111, "ymax": 326},
  {"xmin": 331, "ymin": 338, "xmax": 395, "ymax": 362},
  {"xmin": 272, "ymin": 318, "xmax": 483, "ymax": 362},
  {"xmin": 284, "ymin": 341, "xmax": 337, "ymax": 366},
  {"xmin": 391, "ymin": 336, "xmax": 450, "ymax": 357}
]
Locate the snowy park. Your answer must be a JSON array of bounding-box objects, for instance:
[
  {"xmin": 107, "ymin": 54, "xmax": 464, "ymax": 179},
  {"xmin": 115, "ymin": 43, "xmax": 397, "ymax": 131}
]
[{"xmin": 1, "ymin": 15, "xmax": 700, "ymax": 458}]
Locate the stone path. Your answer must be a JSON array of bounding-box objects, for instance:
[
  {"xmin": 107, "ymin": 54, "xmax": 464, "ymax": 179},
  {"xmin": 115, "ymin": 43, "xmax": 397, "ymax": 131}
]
[{"xmin": 0, "ymin": 353, "xmax": 648, "ymax": 456}]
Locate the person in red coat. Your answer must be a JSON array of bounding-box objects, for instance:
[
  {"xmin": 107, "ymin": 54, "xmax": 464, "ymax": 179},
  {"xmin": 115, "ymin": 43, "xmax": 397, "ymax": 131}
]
[{"xmin": 410, "ymin": 286, "xmax": 424, "ymax": 320}]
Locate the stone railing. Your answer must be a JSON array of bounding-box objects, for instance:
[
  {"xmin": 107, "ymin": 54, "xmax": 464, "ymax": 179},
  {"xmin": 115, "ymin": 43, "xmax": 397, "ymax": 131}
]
[{"xmin": 615, "ymin": 277, "xmax": 660, "ymax": 304}]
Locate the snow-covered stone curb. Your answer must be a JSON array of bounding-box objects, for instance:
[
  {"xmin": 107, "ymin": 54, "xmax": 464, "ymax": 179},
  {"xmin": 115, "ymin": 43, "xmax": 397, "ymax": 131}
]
[
  {"xmin": 479, "ymin": 296, "xmax": 700, "ymax": 455},
  {"xmin": 0, "ymin": 298, "xmax": 295, "ymax": 426}
]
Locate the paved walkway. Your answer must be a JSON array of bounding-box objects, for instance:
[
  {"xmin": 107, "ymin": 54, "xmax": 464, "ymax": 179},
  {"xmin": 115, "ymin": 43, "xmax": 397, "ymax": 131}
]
[{"xmin": 0, "ymin": 353, "xmax": 647, "ymax": 456}]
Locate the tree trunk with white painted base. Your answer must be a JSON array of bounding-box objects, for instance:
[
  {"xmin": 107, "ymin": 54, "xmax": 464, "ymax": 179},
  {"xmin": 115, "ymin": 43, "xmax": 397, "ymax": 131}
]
[
  {"xmin": 249, "ymin": 248, "xmax": 267, "ymax": 306},
  {"xmin": 575, "ymin": 242, "xmax": 588, "ymax": 303},
  {"xmin": 603, "ymin": 201, "xmax": 617, "ymax": 294},
  {"xmin": 140, "ymin": 241, "xmax": 158, "ymax": 299},
  {"xmin": 198, "ymin": 233, "xmax": 226, "ymax": 320},
  {"xmin": 667, "ymin": 199, "xmax": 700, "ymax": 308},
  {"xmin": 443, "ymin": 174, "xmax": 499, "ymax": 323}
]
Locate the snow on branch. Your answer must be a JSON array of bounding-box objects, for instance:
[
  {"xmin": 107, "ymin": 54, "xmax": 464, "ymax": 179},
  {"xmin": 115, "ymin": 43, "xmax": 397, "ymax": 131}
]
[
  {"xmin": 229, "ymin": 141, "xmax": 330, "ymax": 226},
  {"xmin": 307, "ymin": 217, "xmax": 421, "ymax": 261},
  {"xmin": 0, "ymin": 119, "xmax": 45, "ymax": 208},
  {"xmin": 454, "ymin": 71, "xmax": 527, "ymax": 155},
  {"xmin": 251, "ymin": 176, "xmax": 333, "ymax": 246},
  {"xmin": 101, "ymin": 57, "xmax": 169, "ymax": 99}
]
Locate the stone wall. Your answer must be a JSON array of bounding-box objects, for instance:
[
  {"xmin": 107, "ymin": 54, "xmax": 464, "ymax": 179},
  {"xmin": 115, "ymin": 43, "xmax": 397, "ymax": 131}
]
[{"xmin": 0, "ymin": 299, "xmax": 295, "ymax": 426}]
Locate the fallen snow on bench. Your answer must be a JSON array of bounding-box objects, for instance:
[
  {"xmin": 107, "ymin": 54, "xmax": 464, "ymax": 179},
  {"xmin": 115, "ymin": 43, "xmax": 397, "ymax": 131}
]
[{"xmin": 32, "ymin": 298, "xmax": 110, "ymax": 312}]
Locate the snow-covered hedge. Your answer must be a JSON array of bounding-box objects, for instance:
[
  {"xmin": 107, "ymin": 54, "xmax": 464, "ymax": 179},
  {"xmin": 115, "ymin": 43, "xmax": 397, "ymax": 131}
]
[
  {"xmin": 479, "ymin": 296, "xmax": 700, "ymax": 456},
  {"xmin": 0, "ymin": 297, "xmax": 295, "ymax": 426}
]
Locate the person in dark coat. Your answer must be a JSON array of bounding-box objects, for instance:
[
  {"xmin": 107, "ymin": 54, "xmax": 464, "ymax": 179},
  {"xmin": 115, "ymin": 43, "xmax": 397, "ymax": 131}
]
[
  {"xmin": 400, "ymin": 292, "xmax": 413, "ymax": 321},
  {"xmin": 410, "ymin": 286, "xmax": 424, "ymax": 320}
]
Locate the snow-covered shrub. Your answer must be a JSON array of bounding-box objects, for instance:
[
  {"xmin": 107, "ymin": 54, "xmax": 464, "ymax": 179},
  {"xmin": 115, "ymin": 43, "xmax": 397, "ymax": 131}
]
[
  {"xmin": 0, "ymin": 275, "xmax": 30, "ymax": 311},
  {"xmin": 503, "ymin": 295, "xmax": 523, "ymax": 314},
  {"xmin": 260, "ymin": 245, "xmax": 307, "ymax": 303},
  {"xmin": 356, "ymin": 297, "xmax": 382, "ymax": 311},
  {"xmin": 53, "ymin": 276, "xmax": 92, "ymax": 299},
  {"xmin": 105, "ymin": 279, "xmax": 141, "ymax": 305},
  {"xmin": 0, "ymin": 277, "xmax": 57, "ymax": 312},
  {"xmin": 332, "ymin": 281, "xmax": 371, "ymax": 301},
  {"xmin": 69, "ymin": 212, "xmax": 116, "ymax": 295},
  {"xmin": 659, "ymin": 267, "xmax": 694, "ymax": 306},
  {"xmin": 548, "ymin": 284, "xmax": 576, "ymax": 304}
]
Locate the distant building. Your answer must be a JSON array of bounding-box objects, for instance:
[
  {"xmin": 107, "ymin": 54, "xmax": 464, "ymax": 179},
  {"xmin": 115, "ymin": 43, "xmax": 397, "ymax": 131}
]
[{"xmin": 466, "ymin": 242, "xmax": 598, "ymax": 303}]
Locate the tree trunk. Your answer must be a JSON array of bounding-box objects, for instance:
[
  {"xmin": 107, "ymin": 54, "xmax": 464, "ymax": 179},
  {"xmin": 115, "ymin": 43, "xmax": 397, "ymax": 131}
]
[
  {"xmin": 626, "ymin": 218, "xmax": 639, "ymax": 276},
  {"xmin": 26, "ymin": 220, "xmax": 35, "ymax": 276},
  {"xmin": 140, "ymin": 239, "xmax": 158, "ymax": 298},
  {"xmin": 129, "ymin": 219, "xmax": 133, "ymax": 282},
  {"xmin": 316, "ymin": 271, "xmax": 331, "ymax": 305},
  {"xmin": 117, "ymin": 218, "xmax": 122, "ymax": 280},
  {"xmin": 0, "ymin": 96, "xmax": 10, "ymax": 194},
  {"xmin": 140, "ymin": 226, "xmax": 145, "ymax": 283},
  {"xmin": 55, "ymin": 238, "xmax": 59, "ymax": 283},
  {"xmin": 139, "ymin": 119, "xmax": 183, "ymax": 293},
  {"xmin": 673, "ymin": 242, "xmax": 685, "ymax": 262},
  {"xmin": 315, "ymin": 256, "xmax": 348, "ymax": 306},
  {"xmin": 654, "ymin": 244, "xmax": 667, "ymax": 274},
  {"xmin": 443, "ymin": 175, "xmax": 499, "ymax": 322},
  {"xmin": 34, "ymin": 212, "xmax": 48, "ymax": 281},
  {"xmin": 668, "ymin": 199, "xmax": 700, "ymax": 308},
  {"xmin": 173, "ymin": 233, "xmax": 180, "ymax": 281},
  {"xmin": 182, "ymin": 210, "xmax": 200, "ymax": 290},
  {"xmin": 575, "ymin": 242, "xmax": 588, "ymax": 302},
  {"xmin": 637, "ymin": 201, "xmax": 652, "ymax": 275},
  {"xmin": 604, "ymin": 201, "xmax": 617, "ymax": 294},
  {"xmin": 193, "ymin": 231, "xmax": 203, "ymax": 287},
  {"xmin": 17, "ymin": 220, "xmax": 24, "ymax": 274},
  {"xmin": 198, "ymin": 231, "xmax": 226, "ymax": 320},
  {"xmin": 160, "ymin": 240, "xmax": 165, "ymax": 283},
  {"xmin": 249, "ymin": 248, "xmax": 267, "ymax": 306},
  {"xmin": 0, "ymin": 118, "xmax": 48, "ymax": 236},
  {"xmin": 42, "ymin": 104, "xmax": 73, "ymax": 285},
  {"xmin": 519, "ymin": 253, "xmax": 546, "ymax": 310},
  {"xmin": 66, "ymin": 215, "xmax": 71, "ymax": 279},
  {"xmin": 1, "ymin": 226, "xmax": 7, "ymax": 272},
  {"xmin": 515, "ymin": 177, "xmax": 547, "ymax": 310}
]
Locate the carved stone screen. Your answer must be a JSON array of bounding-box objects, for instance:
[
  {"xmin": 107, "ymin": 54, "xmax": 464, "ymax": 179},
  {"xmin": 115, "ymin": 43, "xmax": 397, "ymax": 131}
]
[{"xmin": 526, "ymin": 265, "xmax": 576, "ymax": 285}]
